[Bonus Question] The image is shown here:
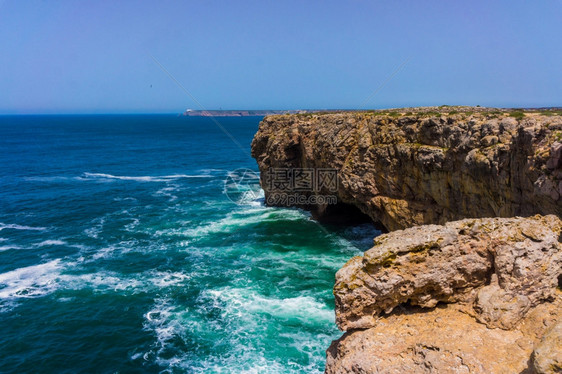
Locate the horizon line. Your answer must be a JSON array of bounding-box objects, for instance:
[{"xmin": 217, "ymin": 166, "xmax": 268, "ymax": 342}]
[{"xmin": 1, "ymin": 105, "xmax": 561, "ymax": 116}]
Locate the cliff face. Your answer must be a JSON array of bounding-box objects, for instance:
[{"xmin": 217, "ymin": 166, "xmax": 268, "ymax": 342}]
[{"xmin": 251, "ymin": 108, "xmax": 562, "ymax": 231}]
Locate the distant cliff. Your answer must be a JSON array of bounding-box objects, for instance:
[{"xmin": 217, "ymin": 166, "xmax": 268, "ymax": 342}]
[{"xmin": 251, "ymin": 107, "xmax": 562, "ymax": 231}]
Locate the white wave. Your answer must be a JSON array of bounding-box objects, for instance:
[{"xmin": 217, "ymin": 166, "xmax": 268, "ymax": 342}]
[
  {"xmin": 142, "ymin": 298, "xmax": 193, "ymax": 369},
  {"xmin": 158, "ymin": 207, "xmax": 307, "ymax": 239},
  {"xmin": 113, "ymin": 197, "xmax": 138, "ymax": 202},
  {"xmin": 81, "ymin": 172, "xmax": 213, "ymax": 182},
  {"xmin": 148, "ymin": 271, "xmax": 190, "ymax": 288},
  {"xmin": 154, "ymin": 186, "xmax": 178, "ymax": 202},
  {"xmin": 141, "ymin": 287, "xmax": 333, "ymax": 373},
  {"xmin": 68, "ymin": 272, "xmax": 144, "ymax": 292},
  {"xmin": 84, "ymin": 217, "xmax": 105, "ymax": 239},
  {"xmin": 22, "ymin": 176, "xmax": 80, "ymax": 182},
  {"xmin": 90, "ymin": 245, "xmax": 119, "ymax": 260},
  {"xmin": 0, "ymin": 245, "xmax": 23, "ymax": 252},
  {"xmin": 36, "ymin": 240, "xmax": 67, "ymax": 247},
  {"xmin": 253, "ymin": 250, "xmax": 348, "ymax": 271},
  {"xmin": 0, "ymin": 260, "xmax": 62, "ymax": 299},
  {"xmin": 197, "ymin": 168, "xmax": 228, "ymax": 175},
  {"xmin": 124, "ymin": 218, "xmax": 140, "ymax": 232},
  {"xmin": 0, "ymin": 223, "xmax": 46, "ymax": 232},
  {"xmin": 203, "ymin": 287, "xmax": 334, "ymax": 324},
  {"xmin": 162, "ymin": 174, "xmax": 213, "ymax": 179},
  {"xmin": 65, "ymin": 269, "xmax": 191, "ymax": 293},
  {"xmin": 0, "ymin": 256, "xmax": 193, "ymax": 304}
]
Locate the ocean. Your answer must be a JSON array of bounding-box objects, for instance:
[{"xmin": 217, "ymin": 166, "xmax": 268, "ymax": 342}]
[{"xmin": 0, "ymin": 115, "xmax": 379, "ymax": 373}]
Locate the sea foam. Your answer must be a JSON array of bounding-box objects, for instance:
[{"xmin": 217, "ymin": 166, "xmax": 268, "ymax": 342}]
[
  {"xmin": 0, "ymin": 223, "xmax": 46, "ymax": 232},
  {"xmin": 81, "ymin": 172, "xmax": 213, "ymax": 182},
  {"xmin": 36, "ymin": 240, "xmax": 67, "ymax": 247},
  {"xmin": 0, "ymin": 260, "xmax": 62, "ymax": 299}
]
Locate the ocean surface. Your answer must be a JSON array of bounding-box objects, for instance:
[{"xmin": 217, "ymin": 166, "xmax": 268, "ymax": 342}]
[{"xmin": 0, "ymin": 115, "xmax": 380, "ymax": 373}]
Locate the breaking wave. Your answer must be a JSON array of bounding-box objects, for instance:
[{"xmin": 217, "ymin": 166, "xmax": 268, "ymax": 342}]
[{"xmin": 81, "ymin": 172, "xmax": 214, "ymax": 182}]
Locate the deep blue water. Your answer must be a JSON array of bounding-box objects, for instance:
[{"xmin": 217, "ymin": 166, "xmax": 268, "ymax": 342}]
[{"xmin": 0, "ymin": 115, "xmax": 379, "ymax": 373}]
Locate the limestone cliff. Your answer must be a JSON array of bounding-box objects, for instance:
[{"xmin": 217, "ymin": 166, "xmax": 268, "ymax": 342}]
[{"xmin": 251, "ymin": 107, "xmax": 562, "ymax": 231}]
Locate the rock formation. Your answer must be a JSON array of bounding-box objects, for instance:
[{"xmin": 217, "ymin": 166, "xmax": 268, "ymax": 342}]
[
  {"xmin": 251, "ymin": 107, "xmax": 562, "ymax": 231},
  {"xmin": 251, "ymin": 107, "xmax": 562, "ymax": 373},
  {"xmin": 328, "ymin": 215, "xmax": 562, "ymax": 374}
]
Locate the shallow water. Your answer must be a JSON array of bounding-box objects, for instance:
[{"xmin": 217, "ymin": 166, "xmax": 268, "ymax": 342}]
[{"xmin": 0, "ymin": 115, "xmax": 379, "ymax": 373}]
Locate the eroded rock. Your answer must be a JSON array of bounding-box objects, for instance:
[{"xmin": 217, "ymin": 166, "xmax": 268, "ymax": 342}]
[
  {"xmin": 327, "ymin": 215, "xmax": 562, "ymax": 373},
  {"xmin": 326, "ymin": 297, "xmax": 561, "ymax": 374},
  {"xmin": 334, "ymin": 215, "xmax": 562, "ymax": 331},
  {"xmin": 532, "ymin": 321, "xmax": 562, "ymax": 374}
]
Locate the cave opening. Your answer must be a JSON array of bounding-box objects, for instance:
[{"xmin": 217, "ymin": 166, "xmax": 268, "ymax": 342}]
[{"xmin": 311, "ymin": 201, "xmax": 388, "ymax": 232}]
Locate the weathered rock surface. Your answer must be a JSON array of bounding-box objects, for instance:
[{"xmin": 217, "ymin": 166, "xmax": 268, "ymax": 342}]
[
  {"xmin": 327, "ymin": 215, "xmax": 562, "ymax": 374},
  {"xmin": 334, "ymin": 215, "xmax": 562, "ymax": 331},
  {"xmin": 251, "ymin": 107, "xmax": 562, "ymax": 231},
  {"xmin": 532, "ymin": 321, "xmax": 562, "ymax": 374},
  {"xmin": 326, "ymin": 298, "xmax": 561, "ymax": 374}
]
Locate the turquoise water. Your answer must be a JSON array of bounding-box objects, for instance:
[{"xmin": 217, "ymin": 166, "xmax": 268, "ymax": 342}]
[{"xmin": 0, "ymin": 115, "xmax": 379, "ymax": 373}]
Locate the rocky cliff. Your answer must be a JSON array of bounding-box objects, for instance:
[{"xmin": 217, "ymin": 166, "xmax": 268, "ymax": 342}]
[
  {"xmin": 327, "ymin": 215, "xmax": 562, "ymax": 374},
  {"xmin": 251, "ymin": 107, "xmax": 562, "ymax": 373},
  {"xmin": 251, "ymin": 107, "xmax": 562, "ymax": 231}
]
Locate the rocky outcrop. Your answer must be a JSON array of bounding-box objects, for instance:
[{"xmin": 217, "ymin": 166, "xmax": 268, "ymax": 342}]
[
  {"xmin": 251, "ymin": 107, "xmax": 562, "ymax": 231},
  {"xmin": 327, "ymin": 215, "xmax": 562, "ymax": 374},
  {"xmin": 334, "ymin": 215, "xmax": 562, "ymax": 331},
  {"xmin": 326, "ymin": 299, "xmax": 562, "ymax": 374}
]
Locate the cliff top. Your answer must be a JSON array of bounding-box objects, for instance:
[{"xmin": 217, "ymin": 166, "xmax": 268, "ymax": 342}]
[
  {"xmin": 267, "ymin": 106, "xmax": 562, "ymax": 121},
  {"xmin": 253, "ymin": 104, "xmax": 562, "ymax": 231}
]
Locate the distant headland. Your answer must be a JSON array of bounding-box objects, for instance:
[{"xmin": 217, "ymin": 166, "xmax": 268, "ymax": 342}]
[
  {"xmin": 182, "ymin": 109, "xmax": 306, "ymax": 117},
  {"xmin": 181, "ymin": 109, "xmax": 363, "ymax": 117}
]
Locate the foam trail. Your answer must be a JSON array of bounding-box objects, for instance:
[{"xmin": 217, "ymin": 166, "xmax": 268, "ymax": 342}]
[
  {"xmin": 0, "ymin": 245, "xmax": 22, "ymax": 252},
  {"xmin": 159, "ymin": 206, "xmax": 307, "ymax": 238},
  {"xmin": 23, "ymin": 176, "xmax": 78, "ymax": 182},
  {"xmin": 141, "ymin": 286, "xmax": 335, "ymax": 373},
  {"xmin": 82, "ymin": 172, "xmax": 213, "ymax": 182},
  {"xmin": 0, "ymin": 223, "xmax": 46, "ymax": 232},
  {"xmin": 204, "ymin": 287, "xmax": 334, "ymax": 324},
  {"xmin": 36, "ymin": 240, "xmax": 67, "ymax": 247},
  {"xmin": 0, "ymin": 260, "xmax": 62, "ymax": 299}
]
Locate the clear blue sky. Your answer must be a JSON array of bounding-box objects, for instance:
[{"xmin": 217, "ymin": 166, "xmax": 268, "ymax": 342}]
[{"xmin": 1, "ymin": 0, "xmax": 561, "ymax": 114}]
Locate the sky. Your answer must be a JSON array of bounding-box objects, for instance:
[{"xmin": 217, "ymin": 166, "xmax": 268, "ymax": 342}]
[{"xmin": 0, "ymin": 0, "xmax": 561, "ymax": 114}]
